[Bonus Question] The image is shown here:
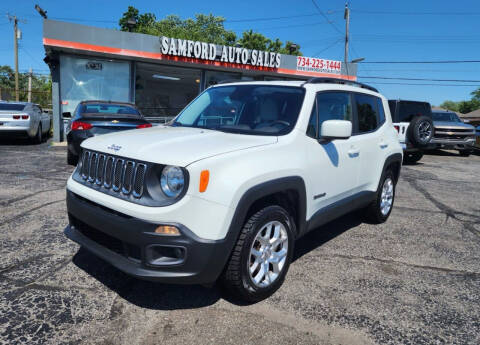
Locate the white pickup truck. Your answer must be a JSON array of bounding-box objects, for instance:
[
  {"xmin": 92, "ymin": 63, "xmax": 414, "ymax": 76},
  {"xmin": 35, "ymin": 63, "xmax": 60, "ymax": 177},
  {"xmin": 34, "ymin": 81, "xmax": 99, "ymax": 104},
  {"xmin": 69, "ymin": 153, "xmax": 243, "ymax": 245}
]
[{"xmin": 389, "ymin": 100, "xmax": 435, "ymax": 164}]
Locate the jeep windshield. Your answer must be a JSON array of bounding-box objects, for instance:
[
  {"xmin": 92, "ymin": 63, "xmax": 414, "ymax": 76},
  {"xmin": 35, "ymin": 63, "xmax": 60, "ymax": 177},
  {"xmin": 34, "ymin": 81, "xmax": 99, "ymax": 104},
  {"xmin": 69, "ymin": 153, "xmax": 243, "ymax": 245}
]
[
  {"xmin": 172, "ymin": 85, "xmax": 305, "ymax": 135},
  {"xmin": 432, "ymin": 112, "xmax": 461, "ymax": 122}
]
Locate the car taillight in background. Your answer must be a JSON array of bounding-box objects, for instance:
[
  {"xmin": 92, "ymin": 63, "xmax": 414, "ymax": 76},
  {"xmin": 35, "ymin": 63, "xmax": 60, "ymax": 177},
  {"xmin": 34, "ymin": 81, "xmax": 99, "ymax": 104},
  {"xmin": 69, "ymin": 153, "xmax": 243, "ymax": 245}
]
[
  {"xmin": 71, "ymin": 121, "xmax": 93, "ymax": 131},
  {"xmin": 13, "ymin": 115, "xmax": 20, "ymax": 119},
  {"xmin": 136, "ymin": 123, "xmax": 152, "ymax": 129},
  {"xmin": 21, "ymin": 115, "xmax": 29, "ymax": 120},
  {"xmin": 394, "ymin": 125, "xmax": 400, "ymax": 133}
]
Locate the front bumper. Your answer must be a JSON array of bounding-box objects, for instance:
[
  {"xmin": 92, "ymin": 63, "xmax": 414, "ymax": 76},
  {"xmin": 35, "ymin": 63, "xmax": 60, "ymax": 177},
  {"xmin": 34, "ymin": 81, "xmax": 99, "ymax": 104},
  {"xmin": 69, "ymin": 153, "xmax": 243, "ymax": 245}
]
[
  {"xmin": 430, "ymin": 137, "xmax": 475, "ymax": 150},
  {"xmin": 65, "ymin": 190, "xmax": 233, "ymax": 284}
]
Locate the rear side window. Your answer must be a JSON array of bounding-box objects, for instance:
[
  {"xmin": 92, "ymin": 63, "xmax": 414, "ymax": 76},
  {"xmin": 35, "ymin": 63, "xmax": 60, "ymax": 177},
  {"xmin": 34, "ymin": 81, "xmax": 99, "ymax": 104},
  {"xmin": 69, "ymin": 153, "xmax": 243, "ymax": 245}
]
[
  {"xmin": 316, "ymin": 92, "xmax": 353, "ymax": 133},
  {"xmin": 397, "ymin": 102, "xmax": 431, "ymax": 122},
  {"xmin": 355, "ymin": 94, "xmax": 378, "ymax": 133}
]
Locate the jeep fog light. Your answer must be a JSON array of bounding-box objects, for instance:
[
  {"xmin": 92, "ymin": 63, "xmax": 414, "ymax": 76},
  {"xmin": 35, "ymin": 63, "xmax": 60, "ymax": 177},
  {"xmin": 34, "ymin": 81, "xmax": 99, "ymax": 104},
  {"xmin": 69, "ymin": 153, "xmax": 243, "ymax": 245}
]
[
  {"xmin": 155, "ymin": 225, "xmax": 180, "ymax": 236},
  {"xmin": 160, "ymin": 166, "xmax": 185, "ymax": 198}
]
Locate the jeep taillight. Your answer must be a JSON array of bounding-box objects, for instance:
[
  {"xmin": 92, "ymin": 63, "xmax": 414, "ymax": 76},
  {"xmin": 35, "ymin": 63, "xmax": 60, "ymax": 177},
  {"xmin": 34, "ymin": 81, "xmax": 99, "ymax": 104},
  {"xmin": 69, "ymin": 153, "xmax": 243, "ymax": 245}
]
[
  {"xmin": 394, "ymin": 125, "xmax": 400, "ymax": 133},
  {"xmin": 71, "ymin": 121, "xmax": 93, "ymax": 131}
]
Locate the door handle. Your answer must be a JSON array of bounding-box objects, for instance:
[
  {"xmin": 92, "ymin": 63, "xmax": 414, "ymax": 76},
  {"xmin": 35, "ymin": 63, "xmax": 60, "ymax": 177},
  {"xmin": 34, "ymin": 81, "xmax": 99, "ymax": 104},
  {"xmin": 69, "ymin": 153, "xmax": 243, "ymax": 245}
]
[{"xmin": 348, "ymin": 148, "xmax": 360, "ymax": 157}]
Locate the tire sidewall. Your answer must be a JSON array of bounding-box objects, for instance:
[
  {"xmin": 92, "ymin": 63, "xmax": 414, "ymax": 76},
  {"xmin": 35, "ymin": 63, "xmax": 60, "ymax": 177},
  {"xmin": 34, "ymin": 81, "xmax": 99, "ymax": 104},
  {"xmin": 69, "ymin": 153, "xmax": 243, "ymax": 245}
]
[
  {"xmin": 408, "ymin": 116, "xmax": 433, "ymax": 147},
  {"xmin": 375, "ymin": 170, "xmax": 396, "ymax": 222},
  {"xmin": 240, "ymin": 206, "xmax": 295, "ymax": 300}
]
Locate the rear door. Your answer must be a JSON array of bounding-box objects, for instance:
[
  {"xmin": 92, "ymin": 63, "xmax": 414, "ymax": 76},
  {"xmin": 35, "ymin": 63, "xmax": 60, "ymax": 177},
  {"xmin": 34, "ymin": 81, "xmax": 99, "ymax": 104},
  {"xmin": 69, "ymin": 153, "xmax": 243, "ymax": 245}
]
[{"xmin": 353, "ymin": 93, "xmax": 388, "ymax": 190}]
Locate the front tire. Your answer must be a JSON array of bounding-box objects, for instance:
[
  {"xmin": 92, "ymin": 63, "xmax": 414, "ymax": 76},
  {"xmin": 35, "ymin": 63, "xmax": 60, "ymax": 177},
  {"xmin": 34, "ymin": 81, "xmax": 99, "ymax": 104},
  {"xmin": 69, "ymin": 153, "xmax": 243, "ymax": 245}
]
[
  {"xmin": 365, "ymin": 170, "xmax": 396, "ymax": 224},
  {"xmin": 221, "ymin": 205, "xmax": 295, "ymax": 302},
  {"xmin": 459, "ymin": 150, "xmax": 470, "ymax": 157}
]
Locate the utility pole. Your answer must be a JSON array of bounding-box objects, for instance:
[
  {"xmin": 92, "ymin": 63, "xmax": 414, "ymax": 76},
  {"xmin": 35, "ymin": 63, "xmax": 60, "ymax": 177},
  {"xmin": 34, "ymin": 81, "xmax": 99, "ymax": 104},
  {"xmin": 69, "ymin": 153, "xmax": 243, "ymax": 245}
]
[
  {"xmin": 28, "ymin": 68, "xmax": 32, "ymax": 102},
  {"xmin": 13, "ymin": 16, "xmax": 19, "ymax": 101},
  {"xmin": 8, "ymin": 14, "xmax": 25, "ymax": 102},
  {"xmin": 344, "ymin": 3, "xmax": 349, "ymax": 64}
]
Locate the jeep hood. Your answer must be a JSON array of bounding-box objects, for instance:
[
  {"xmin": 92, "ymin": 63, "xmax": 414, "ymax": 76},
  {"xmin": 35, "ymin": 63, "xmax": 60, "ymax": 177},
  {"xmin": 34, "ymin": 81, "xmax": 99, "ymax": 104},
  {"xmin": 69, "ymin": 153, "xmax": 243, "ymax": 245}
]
[{"xmin": 81, "ymin": 126, "xmax": 277, "ymax": 166}]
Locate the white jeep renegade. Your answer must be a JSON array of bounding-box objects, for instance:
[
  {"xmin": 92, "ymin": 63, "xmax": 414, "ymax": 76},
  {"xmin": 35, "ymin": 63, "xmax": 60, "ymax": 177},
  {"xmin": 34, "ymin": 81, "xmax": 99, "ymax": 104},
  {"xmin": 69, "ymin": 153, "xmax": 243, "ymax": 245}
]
[{"xmin": 65, "ymin": 78, "xmax": 403, "ymax": 301}]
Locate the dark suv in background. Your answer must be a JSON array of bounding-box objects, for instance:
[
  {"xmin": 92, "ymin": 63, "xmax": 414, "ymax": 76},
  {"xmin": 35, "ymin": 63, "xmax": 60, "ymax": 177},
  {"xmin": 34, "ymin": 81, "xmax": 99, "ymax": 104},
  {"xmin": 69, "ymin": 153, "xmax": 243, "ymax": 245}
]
[{"xmin": 66, "ymin": 101, "xmax": 151, "ymax": 165}]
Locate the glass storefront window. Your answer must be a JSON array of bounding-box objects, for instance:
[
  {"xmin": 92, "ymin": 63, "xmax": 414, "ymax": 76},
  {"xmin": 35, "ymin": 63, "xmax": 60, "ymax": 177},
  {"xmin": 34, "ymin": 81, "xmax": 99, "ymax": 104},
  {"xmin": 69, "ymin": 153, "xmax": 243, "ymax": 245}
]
[
  {"xmin": 60, "ymin": 55, "xmax": 130, "ymax": 114},
  {"xmin": 135, "ymin": 63, "xmax": 201, "ymax": 120},
  {"xmin": 204, "ymin": 71, "xmax": 241, "ymax": 88}
]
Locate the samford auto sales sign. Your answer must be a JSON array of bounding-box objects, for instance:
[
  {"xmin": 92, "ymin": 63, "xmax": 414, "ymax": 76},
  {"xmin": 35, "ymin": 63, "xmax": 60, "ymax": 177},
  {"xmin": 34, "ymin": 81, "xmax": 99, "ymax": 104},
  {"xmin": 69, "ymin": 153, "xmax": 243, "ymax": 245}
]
[
  {"xmin": 160, "ymin": 36, "xmax": 342, "ymax": 74},
  {"xmin": 160, "ymin": 36, "xmax": 282, "ymax": 68}
]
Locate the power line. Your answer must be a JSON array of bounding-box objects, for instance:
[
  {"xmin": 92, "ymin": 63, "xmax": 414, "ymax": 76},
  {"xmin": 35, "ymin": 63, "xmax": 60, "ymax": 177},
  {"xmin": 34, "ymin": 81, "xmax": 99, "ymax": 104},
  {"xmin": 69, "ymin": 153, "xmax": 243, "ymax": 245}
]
[
  {"xmin": 313, "ymin": 38, "xmax": 343, "ymax": 56},
  {"xmin": 226, "ymin": 13, "xmax": 320, "ymax": 23},
  {"xmin": 358, "ymin": 76, "xmax": 480, "ymax": 82},
  {"xmin": 351, "ymin": 9, "xmax": 480, "ymax": 16},
  {"xmin": 311, "ymin": 0, "xmax": 343, "ymax": 34}
]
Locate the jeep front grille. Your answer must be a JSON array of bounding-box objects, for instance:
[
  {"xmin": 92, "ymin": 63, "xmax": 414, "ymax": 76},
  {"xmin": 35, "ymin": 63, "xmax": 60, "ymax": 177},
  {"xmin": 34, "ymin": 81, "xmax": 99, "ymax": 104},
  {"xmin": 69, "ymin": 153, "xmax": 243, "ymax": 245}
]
[{"xmin": 80, "ymin": 150, "xmax": 147, "ymax": 198}]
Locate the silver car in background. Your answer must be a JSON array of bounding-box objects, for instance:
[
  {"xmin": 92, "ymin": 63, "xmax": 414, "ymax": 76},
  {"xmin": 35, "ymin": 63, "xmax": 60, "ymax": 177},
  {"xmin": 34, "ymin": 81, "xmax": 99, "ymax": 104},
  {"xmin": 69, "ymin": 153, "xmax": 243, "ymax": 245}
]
[
  {"xmin": 0, "ymin": 102, "xmax": 51, "ymax": 143},
  {"xmin": 430, "ymin": 110, "xmax": 476, "ymax": 157}
]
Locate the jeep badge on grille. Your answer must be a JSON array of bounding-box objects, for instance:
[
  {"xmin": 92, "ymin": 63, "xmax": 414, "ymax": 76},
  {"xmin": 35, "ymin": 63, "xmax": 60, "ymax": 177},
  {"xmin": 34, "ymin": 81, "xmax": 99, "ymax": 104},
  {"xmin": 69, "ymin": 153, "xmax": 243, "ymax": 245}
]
[{"xmin": 107, "ymin": 144, "xmax": 122, "ymax": 152}]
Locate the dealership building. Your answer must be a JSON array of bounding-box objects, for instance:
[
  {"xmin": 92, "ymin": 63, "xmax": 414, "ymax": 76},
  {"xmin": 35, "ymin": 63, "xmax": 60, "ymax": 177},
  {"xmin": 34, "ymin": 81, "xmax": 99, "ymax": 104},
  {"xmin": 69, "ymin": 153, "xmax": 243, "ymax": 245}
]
[{"xmin": 42, "ymin": 19, "xmax": 358, "ymax": 141}]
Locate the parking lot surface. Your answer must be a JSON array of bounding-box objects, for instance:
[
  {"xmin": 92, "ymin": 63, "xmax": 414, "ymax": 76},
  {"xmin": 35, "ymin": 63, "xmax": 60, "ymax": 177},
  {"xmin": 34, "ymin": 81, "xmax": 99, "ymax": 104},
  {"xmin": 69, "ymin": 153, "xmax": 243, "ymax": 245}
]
[{"xmin": 0, "ymin": 140, "xmax": 479, "ymax": 345}]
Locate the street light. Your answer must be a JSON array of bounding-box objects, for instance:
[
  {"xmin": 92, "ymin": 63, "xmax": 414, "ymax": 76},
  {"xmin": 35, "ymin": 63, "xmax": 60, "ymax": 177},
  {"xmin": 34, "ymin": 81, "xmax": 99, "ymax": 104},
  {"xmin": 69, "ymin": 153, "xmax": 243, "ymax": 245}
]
[
  {"xmin": 351, "ymin": 57, "xmax": 365, "ymax": 63},
  {"xmin": 126, "ymin": 17, "xmax": 137, "ymax": 32},
  {"xmin": 288, "ymin": 43, "xmax": 298, "ymax": 54},
  {"xmin": 34, "ymin": 4, "xmax": 47, "ymax": 19}
]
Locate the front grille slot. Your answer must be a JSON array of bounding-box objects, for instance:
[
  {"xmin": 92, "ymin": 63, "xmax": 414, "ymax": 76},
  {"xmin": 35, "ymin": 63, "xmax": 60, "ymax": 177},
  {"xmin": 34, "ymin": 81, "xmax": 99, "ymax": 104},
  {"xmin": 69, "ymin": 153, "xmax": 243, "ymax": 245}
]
[
  {"xmin": 81, "ymin": 151, "xmax": 90, "ymax": 179},
  {"xmin": 133, "ymin": 164, "xmax": 146, "ymax": 198},
  {"xmin": 122, "ymin": 161, "xmax": 135, "ymax": 194},
  {"xmin": 96, "ymin": 154, "xmax": 105, "ymax": 185},
  {"xmin": 104, "ymin": 156, "xmax": 114, "ymax": 188},
  {"xmin": 78, "ymin": 150, "xmax": 149, "ymax": 200},
  {"xmin": 113, "ymin": 159, "xmax": 124, "ymax": 191},
  {"xmin": 88, "ymin": 153, "xmax": 98, "ymax": 182}
]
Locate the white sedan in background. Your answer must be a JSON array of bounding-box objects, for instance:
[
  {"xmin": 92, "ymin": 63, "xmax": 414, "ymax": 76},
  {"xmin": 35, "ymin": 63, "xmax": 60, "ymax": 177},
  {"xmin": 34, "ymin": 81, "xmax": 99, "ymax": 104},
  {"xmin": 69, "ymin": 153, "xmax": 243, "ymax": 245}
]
[{"xmin": 0, "ymin": 102, "xmax": 51, "ymax": 143}]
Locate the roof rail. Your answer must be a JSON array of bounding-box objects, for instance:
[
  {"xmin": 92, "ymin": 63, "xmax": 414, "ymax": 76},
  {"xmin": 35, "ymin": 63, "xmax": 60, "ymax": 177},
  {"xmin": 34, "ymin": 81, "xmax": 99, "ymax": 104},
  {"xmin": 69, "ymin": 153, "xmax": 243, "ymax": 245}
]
[{"xmin": 304, "ymin": 77, "xmax": 378, "ymax": 93}]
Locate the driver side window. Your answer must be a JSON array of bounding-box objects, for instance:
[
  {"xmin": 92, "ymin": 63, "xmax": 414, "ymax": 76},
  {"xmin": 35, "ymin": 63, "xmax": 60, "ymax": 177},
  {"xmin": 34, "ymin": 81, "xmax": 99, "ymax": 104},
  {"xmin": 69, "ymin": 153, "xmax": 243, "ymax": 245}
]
[{"xmin": 316, "ymin": 92, "xmax": 353, "ymax": 134}]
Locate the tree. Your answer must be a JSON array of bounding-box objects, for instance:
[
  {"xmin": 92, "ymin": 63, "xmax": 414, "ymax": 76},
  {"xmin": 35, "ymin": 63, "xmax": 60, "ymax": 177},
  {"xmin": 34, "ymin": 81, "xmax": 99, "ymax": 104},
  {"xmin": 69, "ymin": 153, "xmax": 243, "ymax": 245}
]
[
  {"xmin": 439, "ymin": 100, "xmax": 459, "ymax": 112},
  {"xmin": 458, "ymin": 99, "xmax": 480, "ymax": 114},
  {"xmin": 0, "ymin": 65, "xmax": 51, "ymax": 107},
  {"xmin": 118, "ymin": 7, "xmax": 302, "ymax": 55}
]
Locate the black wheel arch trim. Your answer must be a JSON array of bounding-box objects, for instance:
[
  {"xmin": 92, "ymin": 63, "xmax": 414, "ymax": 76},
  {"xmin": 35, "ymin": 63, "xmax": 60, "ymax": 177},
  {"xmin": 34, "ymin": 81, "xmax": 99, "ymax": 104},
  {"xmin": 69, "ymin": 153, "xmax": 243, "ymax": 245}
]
[{"xmin": 381, "ymin": 153, "xmax": 403, "ymax": 184}]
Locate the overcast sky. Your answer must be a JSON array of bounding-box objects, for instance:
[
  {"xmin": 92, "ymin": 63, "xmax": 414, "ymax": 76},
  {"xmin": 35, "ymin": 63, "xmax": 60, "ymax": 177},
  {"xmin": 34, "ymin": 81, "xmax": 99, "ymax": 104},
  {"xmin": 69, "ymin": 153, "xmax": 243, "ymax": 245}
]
[{"xmin": 1, "ymin": 0, "xmax": 479, "ymax": 105}]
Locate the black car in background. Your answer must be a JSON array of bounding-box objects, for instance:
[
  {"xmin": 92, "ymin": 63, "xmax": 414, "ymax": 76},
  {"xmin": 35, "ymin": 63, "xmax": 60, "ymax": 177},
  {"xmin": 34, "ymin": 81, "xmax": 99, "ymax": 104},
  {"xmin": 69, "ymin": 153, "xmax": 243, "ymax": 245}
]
[{"xmin": 66, "ymin": 101, "xmax": 151, "ymax": 165}]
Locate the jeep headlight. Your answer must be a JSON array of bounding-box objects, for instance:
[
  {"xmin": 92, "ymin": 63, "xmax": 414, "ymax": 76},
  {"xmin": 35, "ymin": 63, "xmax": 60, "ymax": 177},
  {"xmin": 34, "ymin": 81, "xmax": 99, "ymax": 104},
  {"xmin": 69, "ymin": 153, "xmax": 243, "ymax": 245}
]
[{"xmin": 160, "ymin": 166, "xmax": 185, "ymax": 198}]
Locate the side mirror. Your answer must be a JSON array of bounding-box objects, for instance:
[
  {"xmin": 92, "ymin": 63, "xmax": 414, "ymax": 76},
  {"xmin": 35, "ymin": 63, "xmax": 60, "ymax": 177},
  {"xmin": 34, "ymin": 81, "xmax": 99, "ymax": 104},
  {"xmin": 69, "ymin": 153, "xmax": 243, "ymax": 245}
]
[
  {"xmin": 62, "ymin": 112, "xmax": 71, "ymax": 118},
  {"xmin": 320, "ymin": 120, "xmax": 352, "ymax": 140}
]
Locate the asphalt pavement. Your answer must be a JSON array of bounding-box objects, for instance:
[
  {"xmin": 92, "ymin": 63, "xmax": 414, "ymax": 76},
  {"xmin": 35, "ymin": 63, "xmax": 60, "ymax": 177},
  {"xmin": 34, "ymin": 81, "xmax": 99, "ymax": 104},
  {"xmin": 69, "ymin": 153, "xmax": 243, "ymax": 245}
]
[{"xmin": 0, "ymin": 139, "xmax": 479, "ymax": 345}]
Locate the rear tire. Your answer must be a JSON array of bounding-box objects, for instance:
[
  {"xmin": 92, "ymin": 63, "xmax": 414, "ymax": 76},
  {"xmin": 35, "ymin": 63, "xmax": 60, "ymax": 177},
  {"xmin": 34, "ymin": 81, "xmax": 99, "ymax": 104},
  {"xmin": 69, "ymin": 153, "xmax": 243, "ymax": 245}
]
[
  {"xmin": 365, "ymin": 170, "xmax": 396, "ymax": 224},
  {"xmin": 403, "ymin": 151, "xmax": 423, "ymax": 164},
  {"xmin": 67, "ymin": 150, "xmax": 79, "ymax": 166},
  {"xmin": 459, "ymin": 151, "xmax": 470, "ymax": 157},
  {"xmin": 221, "ymin": 205, "xmax": 295, "ymax": 302}
]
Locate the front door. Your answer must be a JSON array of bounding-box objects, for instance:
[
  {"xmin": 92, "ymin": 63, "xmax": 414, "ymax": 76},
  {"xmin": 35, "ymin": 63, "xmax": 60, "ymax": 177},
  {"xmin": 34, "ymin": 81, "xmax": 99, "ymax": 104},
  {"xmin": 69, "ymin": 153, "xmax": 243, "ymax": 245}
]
[{"xmin": 305, "ymin": 91, "xmax": 362, "ymax": 218}]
